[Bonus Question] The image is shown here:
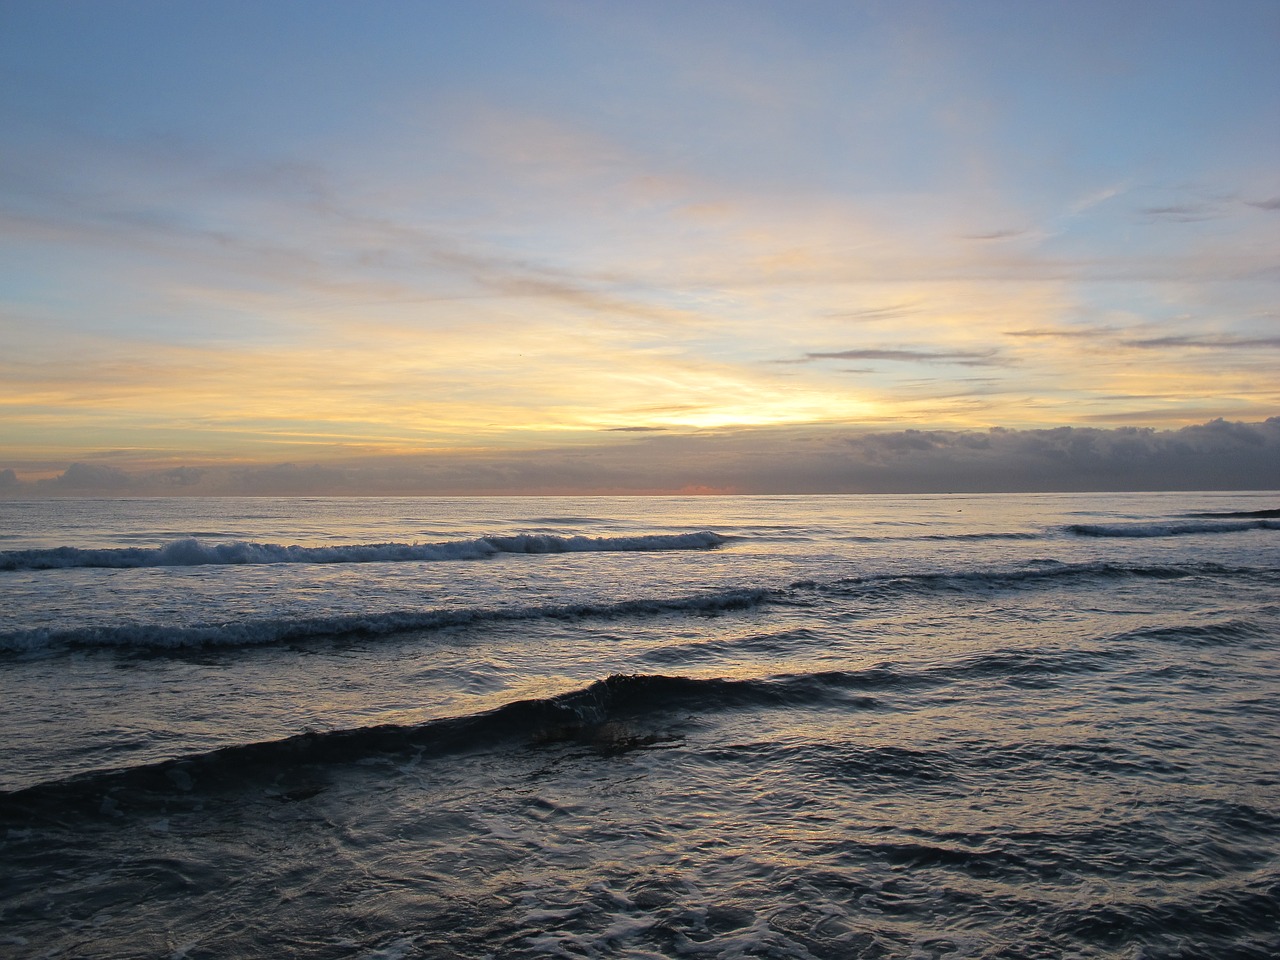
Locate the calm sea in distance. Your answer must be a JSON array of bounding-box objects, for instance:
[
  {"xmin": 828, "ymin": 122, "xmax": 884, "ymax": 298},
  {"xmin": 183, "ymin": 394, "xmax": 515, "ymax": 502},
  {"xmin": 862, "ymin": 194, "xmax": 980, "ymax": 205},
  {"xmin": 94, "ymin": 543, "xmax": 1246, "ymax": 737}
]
[{"xmin": 1, "ymin": 492, "xmax": 1277, "ymax": 959}]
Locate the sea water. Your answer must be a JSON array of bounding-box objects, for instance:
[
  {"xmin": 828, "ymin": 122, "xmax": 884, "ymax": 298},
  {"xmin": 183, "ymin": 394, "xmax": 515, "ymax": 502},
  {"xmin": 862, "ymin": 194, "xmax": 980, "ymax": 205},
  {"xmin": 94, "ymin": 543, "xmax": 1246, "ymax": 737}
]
[{"xmin": 1, "ymin": 493, "xmax": 1277, "ymax": 958}]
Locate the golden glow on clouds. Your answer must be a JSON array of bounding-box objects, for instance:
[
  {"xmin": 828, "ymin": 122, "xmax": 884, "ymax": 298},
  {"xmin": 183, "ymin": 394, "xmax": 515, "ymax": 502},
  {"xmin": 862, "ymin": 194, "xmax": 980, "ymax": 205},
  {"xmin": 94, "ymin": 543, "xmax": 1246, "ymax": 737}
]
[{"xmin": 3, "ymin": 219, "xmax": 1277, "ymax": 467}]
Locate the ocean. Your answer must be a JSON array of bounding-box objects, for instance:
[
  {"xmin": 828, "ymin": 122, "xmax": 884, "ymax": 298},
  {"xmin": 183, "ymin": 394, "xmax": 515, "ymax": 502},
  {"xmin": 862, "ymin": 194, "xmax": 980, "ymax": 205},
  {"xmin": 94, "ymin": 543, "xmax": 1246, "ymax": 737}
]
[{"xmin": 1, "ymin": 492, "xmax": 1277, "ymax": 959}]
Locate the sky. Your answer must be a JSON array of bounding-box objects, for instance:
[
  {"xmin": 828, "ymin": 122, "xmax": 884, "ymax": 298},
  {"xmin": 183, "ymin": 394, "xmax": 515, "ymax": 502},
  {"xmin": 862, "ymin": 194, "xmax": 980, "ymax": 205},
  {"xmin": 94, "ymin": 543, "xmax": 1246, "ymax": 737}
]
[{"xmin": 1, "ymin": 0, "xmax": 1278, "ymax": 495}]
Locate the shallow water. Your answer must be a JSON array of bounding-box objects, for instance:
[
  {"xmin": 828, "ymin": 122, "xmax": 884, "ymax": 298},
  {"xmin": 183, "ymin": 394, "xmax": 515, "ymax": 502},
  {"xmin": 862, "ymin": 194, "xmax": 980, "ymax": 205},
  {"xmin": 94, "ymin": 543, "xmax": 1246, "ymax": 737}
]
[{"xmin": 2, "ymin": 493, "xmax": 1278, "ymax": 958}]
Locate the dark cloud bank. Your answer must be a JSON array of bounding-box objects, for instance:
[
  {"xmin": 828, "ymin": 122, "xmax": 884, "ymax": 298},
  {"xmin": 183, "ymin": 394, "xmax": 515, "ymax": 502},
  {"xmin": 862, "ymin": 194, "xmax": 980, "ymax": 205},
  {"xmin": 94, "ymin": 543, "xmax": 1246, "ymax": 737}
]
[{"xmin": 5, "ymin": 419, "xmax": 1278, "ymax": 497}]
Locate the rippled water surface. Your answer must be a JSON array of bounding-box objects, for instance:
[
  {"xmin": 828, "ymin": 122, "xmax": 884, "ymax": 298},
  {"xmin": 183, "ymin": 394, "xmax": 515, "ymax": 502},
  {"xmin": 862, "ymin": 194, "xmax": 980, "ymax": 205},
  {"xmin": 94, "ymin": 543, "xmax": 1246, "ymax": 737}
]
[{"xmin": 1, "ymin": 493, "xmax": 1278, "ymax": 958}]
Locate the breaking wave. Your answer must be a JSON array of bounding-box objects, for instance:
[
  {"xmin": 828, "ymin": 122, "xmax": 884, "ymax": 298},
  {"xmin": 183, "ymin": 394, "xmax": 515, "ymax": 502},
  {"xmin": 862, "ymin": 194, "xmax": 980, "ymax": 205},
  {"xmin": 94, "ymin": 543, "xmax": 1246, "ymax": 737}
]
[
  {"xmin": 0, "ymin": 531, "xmax": 726, "ymax": 571},
  {"xmin": 1066, "ymin": 519, "xmax": 1280, "ymax": 538}
]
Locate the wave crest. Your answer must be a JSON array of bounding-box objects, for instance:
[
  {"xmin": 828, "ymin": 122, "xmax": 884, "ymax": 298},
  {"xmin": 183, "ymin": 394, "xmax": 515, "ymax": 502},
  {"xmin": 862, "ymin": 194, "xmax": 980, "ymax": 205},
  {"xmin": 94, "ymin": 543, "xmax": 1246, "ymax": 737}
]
[
  {"xmin": 1066, "ymin": 519, "xmax": 1279, "ymax": 538},
  {"xmin": 0, "ymin": 587, "xmax": 771, "ymax": 653},
  {"xmin": 0, "ymin": 531, "xmax": 726, "ymax": 571},
  {"xmin": 0, "ymin": 671, "xmax": 885, "ymax": 809},
  {"xmin": 4, "ymin": 559, "xmax": 1268, "ymax": 655}
]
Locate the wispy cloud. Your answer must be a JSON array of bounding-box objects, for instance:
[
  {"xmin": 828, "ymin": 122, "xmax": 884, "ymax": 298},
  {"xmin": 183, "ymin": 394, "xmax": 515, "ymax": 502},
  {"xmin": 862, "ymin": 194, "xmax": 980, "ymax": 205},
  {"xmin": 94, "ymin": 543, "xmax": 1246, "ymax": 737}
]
[
  {"xmin": 1137, "ymin": 202, "xmax": 1225, "ymax": 223},
  {"xmin": 961, "ymin": 228, "xmax": 1030, "ymax": 241},
  {"xmin": 1004, "ymin": 327, "xmax": 1112, "ymax": 340},
  {"xmin": 825, "ymin": 302, "xmax": 921, "ymax": 322},
  {"xmin": 800, "ymin": 348, "xmax": 1007, "ymax": 367},
  {"xmin": 1068, "ymin": 184, "xmax": 1128, "ymax": 216},
  {"xmin": 1122, "ymin": 335, "xmax": 1280, "ymax": 350}
]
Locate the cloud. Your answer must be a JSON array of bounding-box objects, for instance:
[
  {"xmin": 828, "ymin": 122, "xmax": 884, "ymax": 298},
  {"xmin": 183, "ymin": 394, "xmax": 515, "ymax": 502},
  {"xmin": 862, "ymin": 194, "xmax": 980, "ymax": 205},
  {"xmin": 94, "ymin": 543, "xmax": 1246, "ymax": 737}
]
[
  {"xmin": 1003, "ymin": 326, "xmax": 1111, "ymax": 339},
  {"xmin": 826, "ymin": 303, "xmax": 922, "ymax": 322},
  {"xmin": 1069, "ymin": 184, "xmax": 1128, "ymax": 216},
  {"xmin": 6, "ymin": 419, "xmax": 1276, "ymax": 497},
  {"xmin": 1246, "ymin": 197, "xmax": 1280, "ymax": 211},
  {"xmin": 961, "ymin": 228, "xmax": 1028, "ymax": 241},
  {"xmin": 223, "ymin": 463, "xmax": 363, "ymax": 496},
  {"xmin": 36, "ymin": 462, "xmax": 136, "ymax": 492},
  {"xmin": 1122, "ymin": 335, "xmax": 1280, "ymax": 350},
  {"xmin": 1, "ymin": 140, "xmax": 681, "ymax": 332},
  {"xmin": 1137, "ymin": 203, "xmax": 1223, "ymax": 223},
  {"xmin": 161, "ymin": 466, "xmax": 205, "ymax": 487},
  {"xmin": 801, "ymin": 348, "xmax": 1006, "ymax": 367}
]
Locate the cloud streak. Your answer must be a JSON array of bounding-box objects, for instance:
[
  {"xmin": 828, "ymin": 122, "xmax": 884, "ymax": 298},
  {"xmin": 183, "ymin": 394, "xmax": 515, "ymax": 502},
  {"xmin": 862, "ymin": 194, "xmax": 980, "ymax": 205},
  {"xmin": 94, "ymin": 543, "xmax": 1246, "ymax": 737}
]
[
  {"xmin": 1122, "ymin": 335, "xmax": 1280, "ymax": 351},
  {"xmin": 800, "ymin": 348, "xmax": 1006, "ymax": 367}
]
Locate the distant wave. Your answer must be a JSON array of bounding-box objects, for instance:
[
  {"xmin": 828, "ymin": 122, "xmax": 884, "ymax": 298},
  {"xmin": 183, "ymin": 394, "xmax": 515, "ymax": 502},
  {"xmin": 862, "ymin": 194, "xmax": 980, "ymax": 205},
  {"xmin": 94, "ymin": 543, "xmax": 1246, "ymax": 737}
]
[
  {"xmin": 1110, "ymin": 619, "xmax": 1272, "ymax": 648},
  {"xmin": 1066, "ymin": 519, "xmax": 1280, "ymax": 538},
  {"xmin": 0, "ymin": 531, "xmax": 726, "ymax": 571},
  {"xmin": 839, "ymin": 531, "xmax": 1042, "ymax": 544},
  {"xmin": 789, "ymin": 559, "xmax": 1268, "ymax": 597},
  {"xmin": 917, "ymin": 531, "xmax": 1041, "ymax": 542},
  {"xmin": 1185, "ymin": 509, "xmax": 1280, "ymax": 519},
  {"xmin": 0, "ymin": 587, "xmax": 772, "ymax": 653},
  {"xmin": 5, "ymin": 560, "xmax": 1268, "ymax": 655}
]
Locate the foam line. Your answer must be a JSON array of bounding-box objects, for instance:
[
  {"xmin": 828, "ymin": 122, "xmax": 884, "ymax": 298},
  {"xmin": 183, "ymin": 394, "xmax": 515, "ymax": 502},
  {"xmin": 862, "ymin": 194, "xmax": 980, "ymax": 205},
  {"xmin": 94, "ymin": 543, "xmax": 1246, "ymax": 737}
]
[{"xmin": 0, "ymin": 531, "xmax": 727, "ymax": 571}]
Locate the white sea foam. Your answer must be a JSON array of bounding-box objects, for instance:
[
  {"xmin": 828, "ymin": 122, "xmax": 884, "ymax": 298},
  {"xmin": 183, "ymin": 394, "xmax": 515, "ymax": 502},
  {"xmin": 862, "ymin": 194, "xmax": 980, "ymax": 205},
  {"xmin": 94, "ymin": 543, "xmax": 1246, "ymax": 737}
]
[
  {"xmin": 0, "ymin": 531, "xmax": 726, "ymax": 571},
  {"xmin": 1066, "ymin": 518, "xmax": 1280, "ymax": 538}
]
